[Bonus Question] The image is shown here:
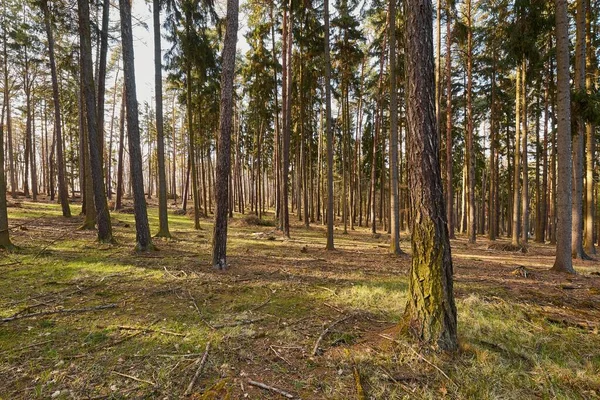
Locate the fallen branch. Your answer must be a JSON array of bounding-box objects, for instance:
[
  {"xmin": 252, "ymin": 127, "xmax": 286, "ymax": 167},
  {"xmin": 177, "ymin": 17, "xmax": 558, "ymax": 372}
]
[
  {"xmin": 249, "ymin": 296, "xmax": 272, "ymax": 312},
  {"xmin": 312, "ymin": 314, "xmax": 353, "ymax": 356},
  {"xmin": 1, "ymin": 304, "xmax": 117, "ymax": 323},
  {"xmin": 117, "ymin": 325, "xmax": 185, "ymax": 337},
  {"xmin": 111, "ymin": 371, "xmax": 155, "ymax": 386},
  {"xmin": 109, "ymin": 318, "xmax": 161, "ymax": 347},
  {"xmin": 183, "ymin": 341, "xmax": 211, "ymax": 396},
  {"xmin": 247, "ymin": 379, "xmax": 294, "ymax": 399}
]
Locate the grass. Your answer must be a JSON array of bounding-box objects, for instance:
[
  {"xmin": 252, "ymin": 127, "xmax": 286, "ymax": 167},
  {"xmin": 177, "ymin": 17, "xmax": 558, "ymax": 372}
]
[{"xmin": 0, "ymin": 200, "xmax": 599, "ymax": 399}]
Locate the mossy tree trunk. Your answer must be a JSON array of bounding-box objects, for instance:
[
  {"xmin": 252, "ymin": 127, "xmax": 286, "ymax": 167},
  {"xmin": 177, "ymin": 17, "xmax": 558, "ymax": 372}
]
[{"xmin": 403, "ymin": 0, "xmax": 457, "ymax": 351}]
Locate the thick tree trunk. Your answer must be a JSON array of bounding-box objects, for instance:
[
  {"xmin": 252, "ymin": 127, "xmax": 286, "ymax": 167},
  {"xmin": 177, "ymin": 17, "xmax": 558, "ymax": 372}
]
[
  {"xmin": 403, "ymin": 0, "xmax": 457, "ymax": 351},
  {"xmin": 42, "ymin": 0, "xmax": 71, "ymax": 217},
  {"xmin": 120, "ymin": 0, "xmax": 154, "ymax": 251},
  {"xmin": 552, "ymin": 0, "xmax": 574, "ymax": 273},
  {"xmin": 77, "ymin": 0, "xmax": 112, "ymax": 241},
  {"xmin": 153, "ymin": 0, "xmax": 171, "ymax": 238},
  {"xmin": 212, "ymin": 0, "xmax": 238, "ymax": 269}
]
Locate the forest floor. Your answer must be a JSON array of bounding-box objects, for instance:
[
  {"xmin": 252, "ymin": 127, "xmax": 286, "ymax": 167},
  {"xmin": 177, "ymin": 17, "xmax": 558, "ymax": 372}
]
[{"xmin": 1, "ymin": 200, "xmax": 599, "ymax": 399}]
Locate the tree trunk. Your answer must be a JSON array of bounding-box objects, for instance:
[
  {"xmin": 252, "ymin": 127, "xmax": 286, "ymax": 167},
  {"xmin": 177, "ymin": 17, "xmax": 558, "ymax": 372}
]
[
  {"xmin": 115, "ymin": 87, "xmax": 126, "ymax": 211},
  {"xmin": 445, "ymin": 3, "xmax": 454, "ymax": 239},
  {"xmin": 211, "ymin": 0, "xmax": 238, "ymax": 269},
  {"xmin": 572, "ymin": 0, "xmax": 589, "ymax": 259},
  {"xmin": 403, "ymin": 0, "xmax": 457, "ymax": 351},
  {"xmin": 0, "ymin": 99, "xmax": 14, "ymax": 249},
  {"xmin": 584, "ymin": 0, "xmax": 596, "ymax": 255},
  {"xmin": 552, "ymin": 0, "xmax": 574, "ymax": 273},
  {"xmin": 465, "ymin": 0, "xmax": 476, "ymax": 244},
  {"xmin": 120, "ymin": 0, "xmax": 154, "ymax": 251},
  {"xmin": 511, "ymin": 65, "xmax": 521, "ymax": 246},
  {"xmin": 153, "ymin": 0, "xmax": 171, "ymax": 238},
  {"xmin": 521, "ymin": 60, "xmax": 529, "ymax": 243},
  {"xmin": 389, "ymin": 0, "xmax": 402, "ymax": 254},
  {"xmin": 77, "ymin": 0, "xmax": 112, "ymax": 241},
  {"xmin": 42, "ymin": 0, "xmax": 71, "ymax": 217}
]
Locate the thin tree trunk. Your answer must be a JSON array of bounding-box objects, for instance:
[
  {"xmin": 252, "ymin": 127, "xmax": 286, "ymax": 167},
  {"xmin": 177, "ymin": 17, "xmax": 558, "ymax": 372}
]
[
  {"xmin": 445, "ymin": 3, "xmax": 454, "ymax": 239},
  {"xmin": 521, "ymin": 60, "xmax": 529, "ymax": 243},
  {"xmin": 115, "ymin": 87, "xmax": 126, "ymax": 211},
  {"xmin": 584, "ymin": 0, "xmax": 596, "ymax": 255},
  {"xmin": 42, "ymin": 0, "xmax": 71, "ymax": 217},
  {"xmin": 511, "ymin": 64, "xmax": 521, "ymax": 246}
]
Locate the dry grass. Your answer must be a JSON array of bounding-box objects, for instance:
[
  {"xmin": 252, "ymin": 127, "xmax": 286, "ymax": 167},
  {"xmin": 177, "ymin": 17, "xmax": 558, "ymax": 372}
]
[{"xmin": 0, "ymin": 201, "xmax": 599, "ymax": 399}]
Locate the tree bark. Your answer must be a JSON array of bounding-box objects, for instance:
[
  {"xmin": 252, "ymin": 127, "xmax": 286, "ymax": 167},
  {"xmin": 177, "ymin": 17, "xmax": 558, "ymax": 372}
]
[
  {"xmin": 445, "ymin": 3, "xmax": 454, "ymax": 239},
  {"xmin": 42, "ymin": 0, "xmax": 71, "ymax": 217},
  {"xmin": 212, "ymin": 0, "xmax": 238, "ymax": 269},
  {"xmin": 389, "ymin": 0, "xmax": 402, "ymax": 255},
  {"xmin": 120, "ymin": 0, "xmax": 154, "ymax": 251},
  {"xmin": 77, "ymin": 0, "xmax": 112, "ymax": 241},
  {"xmin": 552, "ymin": 0, "xmax": 574, "ymax": 273},
  {"xmin": 153, "ymin": 0, "xmax": 171, "ymax": 238},
  {"xmin": 403, "ymin": 0, "xmax": 457, "ymax": 351}
]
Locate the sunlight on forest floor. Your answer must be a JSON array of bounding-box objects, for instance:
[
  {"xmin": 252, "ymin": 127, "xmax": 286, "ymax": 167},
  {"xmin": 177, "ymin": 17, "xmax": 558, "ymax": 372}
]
[{"xmin": 1, "ymin": 201, "xmax": 599, "ymax": 399}]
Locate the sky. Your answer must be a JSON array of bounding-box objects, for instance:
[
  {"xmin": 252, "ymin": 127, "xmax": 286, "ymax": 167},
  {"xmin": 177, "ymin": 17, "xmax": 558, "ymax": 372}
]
[{"xmin": 130, "ymin": 0, "xmax": 249, "ymax": 105}]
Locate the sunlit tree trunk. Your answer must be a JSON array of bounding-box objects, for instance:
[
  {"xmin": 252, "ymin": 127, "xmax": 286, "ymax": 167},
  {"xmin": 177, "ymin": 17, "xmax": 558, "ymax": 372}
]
[
  {"xmin": 403, "ymin": 0, "xmax": 457, "ymax": 351},
  {"xmin": 552, "ymin": 0, "xmax": 574, "ymax": 273}
]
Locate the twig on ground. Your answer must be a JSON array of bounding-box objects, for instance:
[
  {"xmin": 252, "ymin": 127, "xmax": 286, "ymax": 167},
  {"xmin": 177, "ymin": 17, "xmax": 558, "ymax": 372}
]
[
  {"xmin": 270, "ymin": 345, "xmax": 292, "ymax": 366},
  {"xmin": 317, "ymin": 286, "xmax": 337, "ymax": 296},
  {"xmin": 212, "ymin": 317, "xmax": 265, "ymax": 329},
  {"xmin": 117, "ymin": 325, "xmax": 185, "ymax": 337},
  {"xmin": 312, "ymin": 314, "xmax": 353, "ymax": 356},
  {"xmin": 377, "ymin": 334, "xmax": 458, "ymax": 388},
  {"xmin": 249, "ymin": 296, "xmax": 272, "ymax": 312},
  {"xmin": 0, "ymin": 339, "xmax": 53, "ymax": 355},
  {"xmin": 31, "ymin": 229, "xmax": 77, "ymax": 261},
  {"xmin": 188, "ymin": 290, "xmax": 217, "ymax": 330},
  {"xmin": 1, "ymin": 303, "xmax": 117, "ymax": 323},
  {"xmin": 247, "ymin": 379, "xmax": 294, "ymax": 399},
  {"xmin": 110, "ymin": 318, "xmax": 161, "ymax": 347},
  {"xmin": 184, "ymin": 341, "xmax": 211, "ymax": 396},
  {"xmin": 323, "ymin": 302, "xmax": 344, "ymax": 313},
  {"xmin": 111, "ymin": 371, "xmax": 155, "ymax": 386}
]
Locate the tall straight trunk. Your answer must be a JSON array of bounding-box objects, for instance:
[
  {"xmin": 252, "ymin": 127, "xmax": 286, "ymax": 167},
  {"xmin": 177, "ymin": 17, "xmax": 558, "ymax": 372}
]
[
  {"xmin": 535, "ymin": 81, "xmax": 543, "ymax": 243},
  {"xmin": 153, "ymin": 0, "xmax": 171, "ymax": 238},
  {"xmin": 24, "ymin": 79, "xmax": 32, "ymax": 198},
  {"xmin": 3, "ymin": 28, "xmax": 16, "ymax": 199},
  {"xmin": 271, "ymin": 4, "xmax": 281, "ymax": 220},
  {"xmin": 96, "ymin": 0, "xmax": 109, "ymax": 173},
  {"xmin": 540, "ymin": 64, "xmax": 549, "ymax": 242},
  {"xmin": 212, "ymin": 0, "xmax": 238, "ymax": 269},
  {"xmin": 115, "ymin": 87, "xmax": 126, "ymax": 210},
  {"xmin": 79, "ymin": 70, "xmax": 96, "ymax": 230},
  {"xmin": 324, "ymin": 2, "xmax": 334, "ymax": 248},
  {"xmin": 78, "ymin": 0, "xmax": 112, "ymax": 241},
  {"xmin": 584, "ymin": 0, "xmax": 596, "ymax": 255},
  {"xmin": 106, "ymin": 68, "xmax": 120, "ymax": 199},
  {"xmin": 445, "ymin": 3, "xmax": 454, "ymax": 239},
  {"xmin": 0, "ymin": 99, "xmax": 14, "ymax": 248},
  {"xmin": 489, "ymin": 67, "xmax": 497, "ymax": 240},
  {"xmin": 31, "ymin": 96, "xmax": 38, "ymax": 201},
  {"xmin": 549, "ymin": 56, "xmax": 557, "ymax": 244},
  {"xmin": 403, "ymin": 0, "xmax": 457, "ymax": 351},
  {"xmin": 521, "ymin": 60, "xmax": 528, "ymax": 243},
  {"xmin": 119, "ymin": 0, "xmax": 153, "ymax": 250},
  {"xmin": 280, "ymin": 5, "xmax": 291, "ymax": 237},
  {"xmin": 552, "ymin": 0, "xmax": 574, "ymax": 273},
  {"xmin": 435, "ymin": 0, "xmax": 441, "ymax": 152},
  {"xmin": 42, "ymin": 0, "xmax": 71, "ymax": 216},
  {"xmin": 572, "ymin": 0, "xmax": 588, "ymax": 259},
  {"xmin": 389, "ymin": 0, "xmax": 402, "ymax": 254},
  {"xmin": 370, "ymin": 33, "xmax": 387, "ymax": 234},
  {"xmin": 465, "ymin": 0, "xmax": 475, "ymax": 243},
  {"xmin": 511, "ymin": 65, "xmax": 521, "ymax": 246}
]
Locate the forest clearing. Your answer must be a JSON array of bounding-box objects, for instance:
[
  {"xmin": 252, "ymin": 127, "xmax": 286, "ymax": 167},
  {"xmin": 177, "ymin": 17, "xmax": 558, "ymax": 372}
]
[{"xmin": 0, "ymin": 200, "xmax": 599, "ymax": 399}]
